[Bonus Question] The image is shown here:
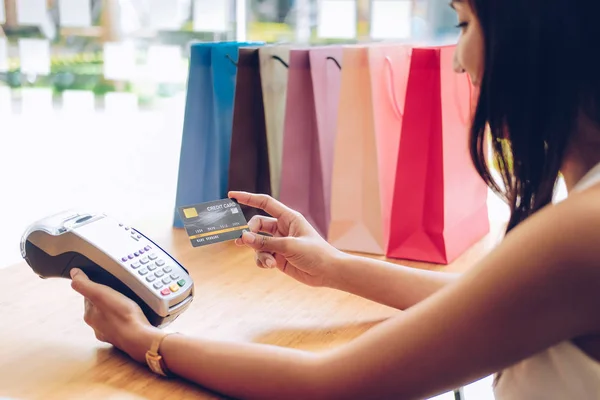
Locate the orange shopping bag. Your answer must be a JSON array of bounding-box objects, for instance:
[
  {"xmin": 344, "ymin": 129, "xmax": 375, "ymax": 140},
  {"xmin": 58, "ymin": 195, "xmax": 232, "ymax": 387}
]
[
  {"xmin": 386, "ymin": 45, "xmax": 489, "ymax": 264},
  {"xmin": 328, "ymin": 45, "xmax": 411, "ymax": 255}
]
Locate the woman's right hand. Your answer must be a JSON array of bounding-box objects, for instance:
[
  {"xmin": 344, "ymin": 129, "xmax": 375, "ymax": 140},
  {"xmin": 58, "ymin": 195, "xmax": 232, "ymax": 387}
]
[{"xmin": 228, "ymin": 191, "xmax": 346, "ymax": 288}]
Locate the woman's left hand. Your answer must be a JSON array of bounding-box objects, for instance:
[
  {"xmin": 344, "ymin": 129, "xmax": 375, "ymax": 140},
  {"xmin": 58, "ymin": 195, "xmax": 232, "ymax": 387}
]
[{"xmin": 69, "ymin": 268, "xmax": 162, "ymax": 363}]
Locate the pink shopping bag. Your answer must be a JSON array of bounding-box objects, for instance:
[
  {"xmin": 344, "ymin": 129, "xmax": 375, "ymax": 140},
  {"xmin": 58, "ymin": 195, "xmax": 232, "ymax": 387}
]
[
  {"xmin": 309, "ymin": 46, "xmax": 343, "ymax": 238},
  {"xmin": 279, "ymin": 49, "xmax": 331, "ymax": 238},
  {"xmin": 368, "ymin": 44, "xmax": 412, "ymax": 250}
]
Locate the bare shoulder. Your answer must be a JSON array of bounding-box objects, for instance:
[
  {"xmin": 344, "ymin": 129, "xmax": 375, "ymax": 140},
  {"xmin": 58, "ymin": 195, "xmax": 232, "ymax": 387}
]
[
  {"xmin": 460, "ymin": 181, "xmax": 600, "ymax": 333},
  {"xmin": 504, "ymin": 182, "xmax": 600, "ymax": 268}
]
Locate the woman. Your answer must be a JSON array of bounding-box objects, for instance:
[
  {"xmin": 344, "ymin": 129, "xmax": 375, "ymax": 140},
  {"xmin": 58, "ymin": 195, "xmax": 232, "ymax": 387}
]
[{"xmin": 69, "ymin": 0, "xmax": 600, "ymax": 398}]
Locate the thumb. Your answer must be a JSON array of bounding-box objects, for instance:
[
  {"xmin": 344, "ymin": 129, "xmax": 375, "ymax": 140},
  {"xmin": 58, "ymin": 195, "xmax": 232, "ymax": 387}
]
[
  {"xmin": 70, "ymin": 268, "xmax": 105, "ymax": 304},
  {"xmin": 241, "ymin": 231, "xmax": 292, "ymax": 255}
]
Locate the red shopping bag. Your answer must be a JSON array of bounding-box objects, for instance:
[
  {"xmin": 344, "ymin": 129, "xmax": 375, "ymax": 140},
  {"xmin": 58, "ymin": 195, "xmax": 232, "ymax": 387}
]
[
  {"xmin": 279, "ymin": 48, "xmax": 333, "ymax": 238},
  {"xmin": 386, "ymin": 45, "xmax": 489, "ymax": 264}
]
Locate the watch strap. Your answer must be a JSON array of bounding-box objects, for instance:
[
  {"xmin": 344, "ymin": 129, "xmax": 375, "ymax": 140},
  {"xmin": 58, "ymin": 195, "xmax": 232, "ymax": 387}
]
[{"xmin": 145, "ymin": 332, "xmax": 176, "ymax": 377}]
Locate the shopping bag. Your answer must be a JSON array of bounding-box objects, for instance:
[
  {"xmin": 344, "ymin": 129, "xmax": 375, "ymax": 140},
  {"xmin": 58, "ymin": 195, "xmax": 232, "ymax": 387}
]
[
  {"xmin": 173, "ymin": 41, "xmax": 262, "ymax": 228},
  {"xmin": 386, "ymin": 45, "xmax": 489, "ymax": 264},
  {"xmin": 211, "ymin": 43, "xmax": 257, "ymax": 200},
  {"xmin": 227, "ymin": 47, "xmax": 272, "ymax": 220},
  {"xmin": 367, "ymin": 44, "xmax": 412, "ymax": 248},
  {"xmin": 259, "ymin": 45, "xmax": 291, "ymax": 199},
  {"xmin": 279, "ymin": 49, "xmax": 327, "ymax": 237},
  {"xmin": 328, "ymin": 46, "xmax": 385, "ymax": 255},
  {"xmin": 308, "ymin": 46, "xmax": 343, "ymax": 238}
]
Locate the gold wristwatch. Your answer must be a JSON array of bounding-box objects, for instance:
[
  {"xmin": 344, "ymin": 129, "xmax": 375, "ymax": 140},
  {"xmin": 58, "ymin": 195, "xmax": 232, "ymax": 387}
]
[{"xmin": 145, "ymin": 332, "xmax": 176, "ymax": 377}]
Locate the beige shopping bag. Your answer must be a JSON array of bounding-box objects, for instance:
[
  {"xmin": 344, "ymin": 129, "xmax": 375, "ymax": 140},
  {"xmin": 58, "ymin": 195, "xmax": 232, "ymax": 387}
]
[{"xmin": 259, "ymin": 45, "xmax": 291, "ymax": 199}]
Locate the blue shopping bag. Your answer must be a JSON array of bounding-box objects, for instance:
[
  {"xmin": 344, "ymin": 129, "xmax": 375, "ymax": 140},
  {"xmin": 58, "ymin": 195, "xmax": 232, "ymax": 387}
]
[
  {"xmin": 211, "ymin": 44, "xmax": 248, "ymax": 201},
  {"xmin": 173, "ymin": 41, "xmax": 263, "ymax": 228}
]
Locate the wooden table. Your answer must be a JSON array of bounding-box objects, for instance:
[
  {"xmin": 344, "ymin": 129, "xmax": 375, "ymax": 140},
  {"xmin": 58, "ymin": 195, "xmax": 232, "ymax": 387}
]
[{"xmin": 0, "ymin": 217, "xmax": 504, "ymax": 400}]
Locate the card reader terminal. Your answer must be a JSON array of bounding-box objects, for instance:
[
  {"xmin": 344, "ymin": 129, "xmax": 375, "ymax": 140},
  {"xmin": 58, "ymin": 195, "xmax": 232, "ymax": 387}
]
[{"xmin": 20, "ymin": 210, "xmax": 194, "ymax": 328}]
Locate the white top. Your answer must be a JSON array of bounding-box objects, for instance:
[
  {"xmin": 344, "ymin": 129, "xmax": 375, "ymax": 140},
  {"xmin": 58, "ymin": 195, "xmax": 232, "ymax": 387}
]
[{"xmin": 493, "ymin": 162, "xmax": 600, "ymax": 399}]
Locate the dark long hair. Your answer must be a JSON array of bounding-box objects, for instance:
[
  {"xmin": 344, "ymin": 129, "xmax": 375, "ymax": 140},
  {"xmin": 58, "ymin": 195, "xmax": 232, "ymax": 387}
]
[{"xmin": 466, "ymin": 0, "xmax": 600, "ymax": 233}]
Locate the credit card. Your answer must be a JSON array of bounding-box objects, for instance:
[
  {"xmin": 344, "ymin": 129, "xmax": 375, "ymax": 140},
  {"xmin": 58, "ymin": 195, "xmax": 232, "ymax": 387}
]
[{"xmin": 178, "ymin": 199, "xmax": 249, "ymax": 247}]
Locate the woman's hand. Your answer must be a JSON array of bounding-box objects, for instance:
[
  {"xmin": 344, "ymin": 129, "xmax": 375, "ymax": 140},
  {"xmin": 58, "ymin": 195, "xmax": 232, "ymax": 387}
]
[
  {"xmin": 69, "ymin": 268, "xmax": 162, "ymax": 363},
  {"xmin": 228, "ymin": 191, "xmax": 346, "ymax": 288}
]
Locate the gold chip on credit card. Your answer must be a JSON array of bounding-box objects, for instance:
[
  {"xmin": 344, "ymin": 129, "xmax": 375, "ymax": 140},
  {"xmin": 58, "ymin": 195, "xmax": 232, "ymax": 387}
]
[{"xmin": 182, "ymin": 207, "xmax": 198, "ymax": 219}]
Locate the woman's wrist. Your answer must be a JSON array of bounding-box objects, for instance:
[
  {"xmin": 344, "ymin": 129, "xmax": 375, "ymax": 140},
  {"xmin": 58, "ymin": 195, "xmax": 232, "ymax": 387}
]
[
  {"xmin": 322, "ymin": 250, "xmax": 355, "ymax": 290},
  {"xmin": 123, "ymin": 324, "xmax": 164, "ymax": 364}
]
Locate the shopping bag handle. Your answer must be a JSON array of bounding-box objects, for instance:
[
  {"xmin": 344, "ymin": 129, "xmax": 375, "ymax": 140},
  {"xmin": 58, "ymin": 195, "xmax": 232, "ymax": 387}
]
[
  {"xmin": 272, "ymin": 55, "xmax": 289, "ymax": 68},
  {"xmin": 384, "ymin": 55, "xmax": 409, "ymax": 121},
  {"xmin": 225, "ymin": 54, "xmax": 238, "ymax": 67},
  {"xmin": 326, "ymin": 56, "xmax": 342, "ymax": 70},
  {"xmin": 270, "ymin": 54, "xmax": 341, "ymax": 70}
]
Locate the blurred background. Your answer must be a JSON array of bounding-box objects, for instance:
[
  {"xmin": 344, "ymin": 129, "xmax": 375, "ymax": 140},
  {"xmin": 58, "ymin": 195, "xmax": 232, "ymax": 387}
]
[{"xmin": 0, "ymin": 0, "xmax": 472, "ymax": 270}]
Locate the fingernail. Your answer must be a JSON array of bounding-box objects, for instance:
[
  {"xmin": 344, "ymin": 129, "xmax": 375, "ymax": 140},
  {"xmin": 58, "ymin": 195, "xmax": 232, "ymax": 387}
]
[
  {"xmin": 242, "ymin": 231, "xmax": 256, "ymax": 244},
  {"xmin": 266, "ymin": 258, "xmax": 276, "ymax": 268},
  {"xmin": 70, "ymin": 268, "xmax": 79, "ymax": 278}
]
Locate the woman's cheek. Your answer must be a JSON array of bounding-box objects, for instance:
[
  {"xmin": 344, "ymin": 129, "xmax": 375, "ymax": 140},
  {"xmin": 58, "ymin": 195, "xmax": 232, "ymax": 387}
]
[{"xmin": 453, "ymin": 40, "xmax": 468, "ymax": 73}]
